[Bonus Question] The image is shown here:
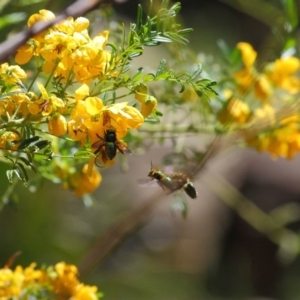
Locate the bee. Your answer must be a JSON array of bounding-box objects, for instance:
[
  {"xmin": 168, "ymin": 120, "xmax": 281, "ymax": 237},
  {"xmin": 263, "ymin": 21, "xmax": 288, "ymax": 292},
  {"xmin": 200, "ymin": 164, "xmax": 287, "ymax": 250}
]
[
  {"xmin": 148, "ymin": 163, "xmax": 198, "ymax": 199},
  {"xmin": 92, "ymin": 111, "xmax": 131, "ymax": 162},
  {"xmin": 92, "ymin": 127, "xmax": 131, "ymax": 162}
]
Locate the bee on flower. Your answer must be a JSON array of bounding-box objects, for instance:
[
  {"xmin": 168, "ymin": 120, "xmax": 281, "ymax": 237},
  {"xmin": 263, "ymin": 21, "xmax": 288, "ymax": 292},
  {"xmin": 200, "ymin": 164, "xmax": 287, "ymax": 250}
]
[{"xmin": 92, "ymin": 111, "xmax": 131, "ymax": 164}]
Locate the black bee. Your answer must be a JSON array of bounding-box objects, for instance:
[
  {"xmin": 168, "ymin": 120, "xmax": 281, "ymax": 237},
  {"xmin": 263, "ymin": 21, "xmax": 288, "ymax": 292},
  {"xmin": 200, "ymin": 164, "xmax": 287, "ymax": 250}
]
[
  {"xmin": 92, "ymin": 127, "xmax": 131, "ymax": 162},
  {"xmin": 148, "ymin": 163, "xmax": 198, "ymax": 199}
]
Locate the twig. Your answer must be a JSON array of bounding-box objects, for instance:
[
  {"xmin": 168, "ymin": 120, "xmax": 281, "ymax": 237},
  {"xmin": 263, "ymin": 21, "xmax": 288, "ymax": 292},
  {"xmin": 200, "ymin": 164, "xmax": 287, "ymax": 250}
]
[
  {"xmin": 78, "ymin": 137, "xmax": 221, "ymax": 277},
  {"xmin": 78, "ymin": 191, "xmax": 164, "ymax": 276},
  {"xmin": 0, "ymin": 0, "xmax": 111, "ymax": 63}
]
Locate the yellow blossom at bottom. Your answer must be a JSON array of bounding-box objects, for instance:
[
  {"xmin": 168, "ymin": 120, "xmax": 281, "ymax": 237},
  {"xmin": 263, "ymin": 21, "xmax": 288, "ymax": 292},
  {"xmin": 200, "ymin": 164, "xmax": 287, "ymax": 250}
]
[{"xmin": 0, "ymin": 262, "xmax": 103, "ymax": 300}]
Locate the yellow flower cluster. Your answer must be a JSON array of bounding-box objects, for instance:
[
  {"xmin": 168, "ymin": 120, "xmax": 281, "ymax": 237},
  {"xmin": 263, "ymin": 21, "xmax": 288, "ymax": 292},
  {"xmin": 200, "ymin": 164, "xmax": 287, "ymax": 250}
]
[
  {"xmin": 233, "ymin": 42, "xmax": 300, "ymax": 100},
  {"xmin": 15, "ymin": 10, "xmax": 113, "ymax": 84},
  {"xmin": 242, "ymin": 105, "xmax": 300, "ymax": 159},
  {"xmin": 0, "ymin": 262, "xmax": 102, "ymax": 300},
  {"xmin": 0, "ymin": 9, "xmax": 156, "ymax": 196},
  {"xmin": 218, "ymin": 42, "xmax": 300, "ymax": 159}
]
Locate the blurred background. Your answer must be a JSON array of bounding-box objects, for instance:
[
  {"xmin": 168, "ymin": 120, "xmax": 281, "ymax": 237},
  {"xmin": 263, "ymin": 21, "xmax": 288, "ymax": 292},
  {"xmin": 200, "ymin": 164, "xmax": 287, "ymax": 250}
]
[{"xmin": 1, "ymin": 0, "xmax": 300, "ymax": 299}]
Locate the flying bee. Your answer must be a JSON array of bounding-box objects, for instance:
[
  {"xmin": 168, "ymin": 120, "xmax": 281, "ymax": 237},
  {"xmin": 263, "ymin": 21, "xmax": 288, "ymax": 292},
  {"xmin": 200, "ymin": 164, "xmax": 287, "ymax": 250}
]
[
  {"xmin": 147, "ymin": 163, "xmax": 198, "ymax": 199},
  {"xmin": 92, "ymin": 127, "xmax": 131, "ymax": 162}
]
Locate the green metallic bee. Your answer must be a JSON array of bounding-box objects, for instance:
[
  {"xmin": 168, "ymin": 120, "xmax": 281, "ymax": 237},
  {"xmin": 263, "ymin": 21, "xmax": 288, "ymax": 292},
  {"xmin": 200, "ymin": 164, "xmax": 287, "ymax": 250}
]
[
  {"xmin": 92, "ymin": 111, "xmax": 131, "ymax": 162},
  {"xmin": 148, "ymin": 163, "xmax": 198, "ymax": 199},
  {"xmin": 92, "ymin": 127, "xmax": 131, "ymax": 162}
]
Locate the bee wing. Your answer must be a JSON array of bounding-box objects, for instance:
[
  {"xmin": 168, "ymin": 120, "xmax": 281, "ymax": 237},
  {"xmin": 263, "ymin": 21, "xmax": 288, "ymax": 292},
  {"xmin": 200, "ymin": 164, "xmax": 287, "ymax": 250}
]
[
  {"xmin": 91, "ymin": 140, "xmax": 105, "ymax": 155},
  {"xmin": 170, "ymin": 172, "xmax": 189, "ymax": 190},
  {"xmin": 103, "ymin": 111, "xmax": 111, "ymax": 127},
  {"xmin": 138, "ymin": 178, "xmax": 160, "ymax": 187},
  {"xmin": 116, "ymin": 141, "xmax": 131, "ymax": 155}
]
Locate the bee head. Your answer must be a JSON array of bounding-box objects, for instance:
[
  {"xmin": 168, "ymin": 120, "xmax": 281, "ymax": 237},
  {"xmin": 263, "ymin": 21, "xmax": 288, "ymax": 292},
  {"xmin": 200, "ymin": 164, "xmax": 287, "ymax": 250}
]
[
  {"xmin": 106, "ymin": 127, "xmax": 116, "ymax": 133},
  {"xmin": 148, "ymin": 169, "xmax": 163, "ymax": 180}
]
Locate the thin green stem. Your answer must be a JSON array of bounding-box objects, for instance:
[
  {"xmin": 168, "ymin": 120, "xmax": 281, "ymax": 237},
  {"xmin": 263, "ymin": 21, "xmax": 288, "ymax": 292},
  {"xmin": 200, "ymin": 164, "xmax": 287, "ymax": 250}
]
[{"xmin": 28, "ymin": 68, "xmax": 42, "ymax": 91}]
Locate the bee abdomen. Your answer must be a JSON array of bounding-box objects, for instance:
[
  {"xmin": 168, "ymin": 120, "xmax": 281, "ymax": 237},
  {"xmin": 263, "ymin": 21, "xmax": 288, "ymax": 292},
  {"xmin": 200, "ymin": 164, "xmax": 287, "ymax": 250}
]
[
  {"xmin": 105, "ymin": 143, "xmax": 117, "ymax": 160},
  {"xmin": 183, "ymin": 181, "xmax": 198, "ymax": 199}
]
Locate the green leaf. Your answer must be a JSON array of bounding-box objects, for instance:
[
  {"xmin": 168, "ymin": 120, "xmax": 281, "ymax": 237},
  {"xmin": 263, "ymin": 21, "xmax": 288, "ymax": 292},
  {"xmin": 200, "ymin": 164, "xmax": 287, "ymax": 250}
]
[
  {"xmin": 74, "ymin": 150, "xmax": 94, "ymax": 158},
  {"xmin": 3, "ymin": 155, "xmax": 14, "ymax": 163},
  {"xmin": 136, "ymin": 4, "xmax": 143, "ymax": 33},
  {"xmin": 0, "ymin": 13, "xmax": 26, "ymax": 30},
  {"xmin": 18, "ymin": 136, "xmax": 41, "ymax": 150},
  {"xmin": 122, "ymin": 74, "xmax": 130, "ymax": 83},
  {"xmin": 178, "ymin": 83, "xmax": 185, "ymax": 93},
  {"xmin": 32, "ymin": 140, "xmax": 51, "ymax": 151},
  {"xmin": 155, "ymin": 110, "xmax": 163, "ymax": 117},
  {"xmin": 18, "ymin": 157, "xmax": 37, "ymax": 173},
  {"xmin": 15, "ymin": 163, "xmax": 29, "ymax": 183},
  {"xmin": 121, "ymin": 63, "xmax": 131, "ymax": 74},
  {"xmin": 128, "ymin": 48, "xmax": 144, "ymax": 59},
  {"xmin": 132, "ymin": 68, "xmax": 144, "ymax": 82},
  {"xmin": 177, "ymin": 28, "xmax": 193, "ymax": 35},
  {"xmin": 169, "ymin": 2, "xmax": 181, "ymax": 14},
  {"xmin": 191, "ymin": 65, "xmax": 203, "ymax": 80},
  {"xmin": 6, "ymin": 170, "xmax": 13, "ymax": 184},
  {"xmin": 156, "ymin": 59, "xmax": 166, "ymax": 76},
  {"xmin": 143, "ymin": 73, "xmax": 155, "ymax": 81},
  {"xmin": 155, "ymin": 73, "xmax": 171, "ymax": 80},
  {"xmin": 284, "ymin": 0, "xmax": 298, "ymax": 29},
  {"xmin": 152, "ymin": 36, "xmax": 172, "ymax": 43},
  {"xmin": 143, "ymin": 40, "xmax": 160, "ymax": 46}
]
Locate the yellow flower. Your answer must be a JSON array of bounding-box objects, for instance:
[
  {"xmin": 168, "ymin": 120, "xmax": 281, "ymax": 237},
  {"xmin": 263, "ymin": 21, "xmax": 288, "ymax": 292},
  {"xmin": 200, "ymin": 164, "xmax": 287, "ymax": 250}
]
[
  {"xmin": 40, "ymin": 30, "xmax": 77, "ymax": 78},
  {"xmin": 74, "ymin": 284, "xmax": 102, "ymax": 300},
  {"xmin": 254, "ymin": 74, "xmax": 272, "ymax": 101},
  {"xmin": 102, "ymin": 103, "xmax": 144, "ymax": 135},
  {"xmin": 135, "ymin": 84, "xmax": 158, "ymax": 117},
  {"xmin": 0, "ymin": 263, "xmax": 45, "ymax": 299},
  {"xmin": 266, "ymin": 57, "xmax": 300, "ymax": 93},
  {"xmin": 15, "ymin": 40, "xmax": 40, "ymax": 65},
  {"xmin": 233, "ymin": 42, "xmax": 257, "ymax": 93},
  {"xmin": 233, "ymin": 42, "xmax": 274, "ymax": 101},
  {"xmin": 75, "ymin": 84, "xmax": 90, "ymax": 101},
  {"xmin": 48, "ymin": 114, "xmax": 67, "ymax": 136},
  {"xmin": 0, "ymin": 131, "xmax": 20, "ymax": 151},
  {"xmin": 0, "ymin": 262, "xmax": 102, "ymax": 299},
  {"xmin": 27, "ymin": 9, "xmax": 55, "ymax": 27},
  {"xmin": 242, "ymin": 105, "xmax": 300, "ymax": 159},
  {"xmin": 28, "ymin": 82, "xmax": 65, "ymax": 116},
  {"xmin": 27, "ymin": 9, "xmax": 56, "ymax": 42},
  {"xmin": 180, "ymin": 85, "xmax": 199, "ymax": 102},
  {"xmin": 73, "ymin": 17, "xmax": 90, "ymax": 32},
  {"xmin": 54, "ymin": 16, "xmax": 89, "ymax": 35},
  {"xmin": 68, "ymin": 97, "xmax": 104, "ymax": 144},
  {"xmin": 40, "ymin": 31, "xmax": 77, "ymax": 62},
  {"xmin": 72, "ymin": 31, "xmax": 111, "ymax": 83},
  {"xmin": 86, "ymin": 97, "xmax": 104, "ymax": 115},
  {"xmin": 68, "ymin": 100, "xmax": 88, "ymax": 144},
  {"xmin": 69, "ymin": 164, "xmax": 102, "ymax": 197},
  {"xmin": 141, "ymin": 97, "xmax": 157, "ymax": 118},
  {"xmin": 0, "ymin": 63, "xmax": 27, "ymax": 84},
  {"xmin": 218, "ymin": 97, "xmax": 250, "ymax": 125},
  {"xmin": 236, "ymin": 42, "xmax": 257, "ymax": 68},
  {"xmin": 253, "ymin": 104, "xmax": 276, "ymax": 125}
]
